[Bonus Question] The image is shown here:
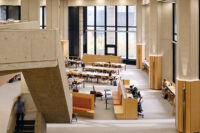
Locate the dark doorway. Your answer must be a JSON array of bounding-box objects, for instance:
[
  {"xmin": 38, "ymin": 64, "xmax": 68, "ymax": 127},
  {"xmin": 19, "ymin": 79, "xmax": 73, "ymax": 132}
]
[{"xmin": 68, "ymin": 7, "xmax": 79, "ymax": 57}]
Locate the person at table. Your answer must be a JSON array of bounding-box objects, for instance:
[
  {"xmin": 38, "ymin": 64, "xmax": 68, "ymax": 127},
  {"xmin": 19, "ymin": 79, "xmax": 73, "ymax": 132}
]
[
  {"xmin": 108, "ymin": 61, "xmax": 111, "ymax": 67},
  {"xmin": 162, "ymin": 79, "xmax": 168, "ymax": 99}
]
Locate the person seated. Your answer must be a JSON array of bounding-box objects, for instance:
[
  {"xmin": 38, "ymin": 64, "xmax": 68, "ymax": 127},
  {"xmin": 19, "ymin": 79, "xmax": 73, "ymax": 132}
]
[{"xmin": 162, "ymin": 78, "xmax": 168, "ymax": 99}]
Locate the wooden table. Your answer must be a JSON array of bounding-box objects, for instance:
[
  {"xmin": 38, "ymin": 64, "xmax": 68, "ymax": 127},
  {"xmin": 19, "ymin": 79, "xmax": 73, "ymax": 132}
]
[
  {"xmin": 67, "ymin": 70, "xmax": 120, "ymax": 84},
  {"xmin": 83, "ymin": 66, "xmax": 119, "ymax": 74},
  {"xmin": 66, "ymin": 59, "xmax": 82, "ymax": 68},
  {"xmin": 93, "ymin": 62, "xmax": 126, "ymax": 70},
  {"xmin": 166, "ymin": 81, "xmax": 176, "ymax": 105}
]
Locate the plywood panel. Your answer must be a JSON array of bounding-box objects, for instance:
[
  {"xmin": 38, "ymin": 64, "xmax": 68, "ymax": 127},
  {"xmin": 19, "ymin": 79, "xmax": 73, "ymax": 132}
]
[
  {"xmin": 154, "ymin": 56, "xmax": 162, "ymax": 89},
  {"xmin": 125, "ymin": 99, "xmax": 137, "ymax": 120},
  {"xmin": 83, "ymin": 54, "xmax": 122, "ymax": 65},
  {"xmin": 185, "ymin": 81, "xmax": 200, "ymax": 133},
  {"xmin": 150, "ymin": 56, "xmax": 162, "ymax": 89},
  {"xmin": 176, "ymin": 80, "xmax": 184, "ymax": 132},
  {"xmin": 150, "ymin": 56, "xmax": 154, "ymax": 89}
]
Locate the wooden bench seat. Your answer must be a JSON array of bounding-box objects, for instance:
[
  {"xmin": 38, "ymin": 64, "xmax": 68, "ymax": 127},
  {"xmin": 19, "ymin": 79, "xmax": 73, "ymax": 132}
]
[
  {"xmin": 114, "ymin": 105, "xmax": 124, "ymax": 120},
  {"xmin": 72, "ymin": 92, "xmax": 95, "ymax": 118}
]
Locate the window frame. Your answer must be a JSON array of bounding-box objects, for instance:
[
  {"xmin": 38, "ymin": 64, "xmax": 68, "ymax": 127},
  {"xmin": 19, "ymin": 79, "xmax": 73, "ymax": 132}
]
[{"xmin": 84, "ymin": 6, "xmax": 137, "ymax": 64}]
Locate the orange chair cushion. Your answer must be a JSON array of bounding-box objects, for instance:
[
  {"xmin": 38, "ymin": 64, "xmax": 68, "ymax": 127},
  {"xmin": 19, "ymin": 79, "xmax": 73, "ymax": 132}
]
[
  {"xmin": 73, "ymin": 107, "xmax": 90, "ymax": 112},
  {"xmin": 112, "ymin": 91, "xmax": 118, "ymax": 96},
  {"xmin": 113, "ymin": 99, "xmax": 121, "ymax": 105},
  {"xmin": 73, "ymin": 96, "xmax": 92, "ymax": 110}
]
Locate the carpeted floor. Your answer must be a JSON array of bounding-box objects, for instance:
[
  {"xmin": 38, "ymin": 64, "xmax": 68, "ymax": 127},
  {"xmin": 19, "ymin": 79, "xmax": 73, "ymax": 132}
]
[{"xmin": 0, "ymin": 65, "xmax": 177, "ymax": 133}]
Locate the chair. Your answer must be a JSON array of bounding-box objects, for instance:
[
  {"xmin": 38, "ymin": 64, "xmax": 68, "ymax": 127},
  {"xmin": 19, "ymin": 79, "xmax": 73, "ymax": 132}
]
[
  {"xmin": 73, "ymin": 88, "xmax": 79, "ymax": 92},
  {"xmin": 138, "ymin": 96, "xmax": 144, "ymax": 118},
  {"xmin": 90, "ymin": 90, "xmax": 96, "ymax": 102},
  {"xmin": 92, "ymin": 86, "xmax": 103, "ymax": 100}
]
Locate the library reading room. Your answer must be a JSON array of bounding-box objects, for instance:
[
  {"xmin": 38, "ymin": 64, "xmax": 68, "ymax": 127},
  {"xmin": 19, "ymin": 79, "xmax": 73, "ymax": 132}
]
[{"xmin": 0, "ymin": 0, "xmax": 200, "ymax": 133}]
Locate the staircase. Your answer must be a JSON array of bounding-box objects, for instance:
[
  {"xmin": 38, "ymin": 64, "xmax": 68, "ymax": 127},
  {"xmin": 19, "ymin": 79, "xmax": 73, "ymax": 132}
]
[{"xmin": 14, "ymin": 120, "xmax": 35, "ymax": 133}]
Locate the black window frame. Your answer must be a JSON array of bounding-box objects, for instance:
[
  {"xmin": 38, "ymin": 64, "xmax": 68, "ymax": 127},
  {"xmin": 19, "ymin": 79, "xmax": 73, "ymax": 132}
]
[
  {"xmin": 172, "ymin": 3, "xmax": 177, "ymax": 83},
  {"xmin": 0, "ymin": 5, "xmax": 20, "ymax": 20},
  {"xmin": 84, "ymin": 5, "xmax": 137, "ymax": 64},
  {"xmin": 40, "ymin": 6, "xmax": 46, "ymax": 29}
]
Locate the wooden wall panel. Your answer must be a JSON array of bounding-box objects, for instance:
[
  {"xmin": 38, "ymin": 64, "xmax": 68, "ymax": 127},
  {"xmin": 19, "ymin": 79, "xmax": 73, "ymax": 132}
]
[
  {"xmin": 150, "ymin": 56, "xmax": 162, "ymax": 89},
  {"xmin": 136, "ymin": 45, "xmax": 145, "ymax": 69},
  {"xmin": 176, "ymin": 80, "xmax": 184, "ymax": 132},
  {"xmin": 176, "ymin": 80, "xmax": 200, "ymax": 133}
]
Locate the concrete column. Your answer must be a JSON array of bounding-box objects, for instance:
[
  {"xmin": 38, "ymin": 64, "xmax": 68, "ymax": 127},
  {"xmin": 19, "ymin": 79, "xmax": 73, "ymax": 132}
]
[
  {"xmin": 149, "ymin": 0, "xmax": 160, "ymax": 55},
  {"xmin": 46, "ymin": 0, "xmax": 60, "ymax": 29},
  {"xmin": 136, "ymin": 0, "xmax": 142, "ymax": 44},
  {"xmin": 79, "ymin": 7, "xmax": 83, "ymax": 59},
  {"xmin": 63, "ymin": 2, "xmax": 69, "ymax": 40},
  {"xmin": 176, "ymin": 0, "xmax": 199, "ymax": 80},
  {"xmin": 21, "ymin": 0, "xmax": 40, "ymax": 22},
  {"xmin": 176, "ymin": 0, "xmax": 199, "ymax": 132},
  {"xmin": 143, "ymin": 5, "xmax": 150, "ymax": 61}
]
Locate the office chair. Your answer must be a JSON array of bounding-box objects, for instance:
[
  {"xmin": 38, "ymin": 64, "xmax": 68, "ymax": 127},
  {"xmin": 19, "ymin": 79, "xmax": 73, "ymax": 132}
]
[{"xmin": 138, "ymin": 96, "xmax": 144, "ymax": 118}]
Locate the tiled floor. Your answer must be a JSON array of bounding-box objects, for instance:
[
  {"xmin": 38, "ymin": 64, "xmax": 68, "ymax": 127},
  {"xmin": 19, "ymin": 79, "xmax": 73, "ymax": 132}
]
[{"xmin": 0, "ymin": 65, "xmax": 177, "ymax": 133}]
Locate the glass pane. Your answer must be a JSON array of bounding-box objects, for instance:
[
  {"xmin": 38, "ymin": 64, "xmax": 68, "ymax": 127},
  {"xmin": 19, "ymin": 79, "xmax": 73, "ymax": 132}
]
[
  {"xmin": 87, "ymin": 31, "xmax": 95, "ymax": 54},
  {"xmin": 107, "ymin": 47, "xmax": 115, "ymax": 54},
  {"xmin": 117, "ymin": 32, "xmax": 126, "ymax": 58},
  {"xmin": 87, "ymin": 27, "xmax": 94, "ymax": 30},
  {"xmin": 0, "ymin": 6, "xmax": 6, "ymax": 20},
  {"xmin": 129, "ymin": 28, "xmax": 136, "ymax": 32},
  {"xmin": 87, "ymin": 6, "xmax": 94, "ymax": 26},
  {"xmin": 107, "ymin": 27, "xmax": 115, "ymax": 44},
  {"xmin": 44, "ymin": 7, "xmax": 46, "ymax": 26},
  {"xmin": 96, "ymin": 32, "xmax": 105, "ymax": 55},
  {"xmin": 8, "ymin": 6, "xmax": 20, "ymax": 20},
  {"xmin": 117, "ymin": 6, "xmax": 126, "ymax": 26},
  {"xmin": 96, "ymin": 27, "xmax": 105, "ymax": 31},
  {"xmin": 40, "ymin": 7, "xmax": 42, "ymax": 26},
  {"xmin": 118, "ymin": 27, "xmax": 126, "ymax": 31},
  {"xmin": 128, "ymin": 6, "xmax": 136, "ymax": 26},
  {"xmin": 128, "ymin": 32, "xmax": 136, "ymax": 59},
  {"xmin": 107, "ymin": 6, "xmax": 115, "ymax": 26},
  {"xmin": 96, "ymin": 6, "xmax": 105, "ymax": 26}
]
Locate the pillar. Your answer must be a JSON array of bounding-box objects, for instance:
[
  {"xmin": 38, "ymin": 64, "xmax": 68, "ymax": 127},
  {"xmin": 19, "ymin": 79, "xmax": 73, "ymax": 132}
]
[
  {"xmin": 149, "ymin": 0, "xmax": 162, "ymax": 89},
  {"xmin": 21, "ymin": 0, "xmax": 40, "ymax": 22},
  {"xmin": 176, "ymin": 0, "xmax": 200, "ymax": 133},
  {"xmin": 46, "ymin": 0, "xmax": 60, "ymax": 29}
]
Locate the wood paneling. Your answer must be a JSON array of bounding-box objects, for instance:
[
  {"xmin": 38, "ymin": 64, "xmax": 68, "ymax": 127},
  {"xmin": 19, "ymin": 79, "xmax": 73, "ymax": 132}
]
[
  {"xmin": 83, "ymin": 54, "xmax": 122, "ymax": 65},
  {"xmin": 136, "ymin": 45, "xmax": 145, "ymax": 69},
  {"xmin": 61, "ymin": 40, "xmax": 69, "ymax": 59},
  {"xmin": 150, "ymin": 56, "xmax": 162, "ymax": 89},
  {"xmin": 176, "ymin": 80, "xmax": 200, "ymax": 133}
]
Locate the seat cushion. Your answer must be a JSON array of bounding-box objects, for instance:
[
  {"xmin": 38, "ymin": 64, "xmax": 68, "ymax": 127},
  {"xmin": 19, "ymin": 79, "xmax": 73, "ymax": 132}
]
[
  {"xmin": 113, "ymin": 99, "xmax": 122, "ymax": 105},
  {"xmin": 73, "ymin": 107, "xmax": 90, "ymax": 112}
]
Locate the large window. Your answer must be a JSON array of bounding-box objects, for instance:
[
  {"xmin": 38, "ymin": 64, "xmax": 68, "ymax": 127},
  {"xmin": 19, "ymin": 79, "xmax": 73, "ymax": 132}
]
[
  {"xmin": 84, "ymin": 6, "xmax": 137, "ymax": 61},
  {"xmin": 40, "ymin": 6, "xmax": 46, "ymax": 29},
  {"xmin": 0, "ymin": 6, "xmax": 20, "ymax": 20}
]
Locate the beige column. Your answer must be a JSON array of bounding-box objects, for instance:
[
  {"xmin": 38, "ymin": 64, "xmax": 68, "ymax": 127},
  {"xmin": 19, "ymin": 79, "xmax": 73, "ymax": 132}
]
[
  {"xmin": 176, "ymin": 0, "xmax": 200, "ymax": 133},
  {"xmin": 149, "ymin": 0, "xmax": 160, "ymax": 55},
  {"xmin": 143, "ymin": 4, "xmax": 150, "ymax": 61},
  {"xmin": 136, "ymin": 0, "xmax": 142, "ymax": 44},
  {"xmin": 21, "ymin": 0, "xmax": 40, "ymax": 22},
  {"xmin": 46, "ymin": 0, "xmax": 60, "ymax": 29},
  {"xmin": 63, "ymin": 1, "xmax": 69, "ymax": 40},
  {"xmin": 79, "ymin": 7, "xmax": 83, "ymax": 59},
  {"xmin": 176, "ymin": 0, "xmax": 199, "ymax": 80}
]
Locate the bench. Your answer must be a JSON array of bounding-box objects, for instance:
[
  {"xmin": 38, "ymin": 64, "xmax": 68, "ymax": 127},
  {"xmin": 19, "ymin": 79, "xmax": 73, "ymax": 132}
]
[
  {"xmin": 112, "ymin": 83, "xmax": 122, "ymax": 105},
  {"xmin": 83, "ymin": 54, "xmax": 122, "ymax": 65},
  {"xmin": 123, "ymin": 80, "xmax": 130, "ymax": 90},
  {"xmin": 72, "ymin": 92, "xmax": 95, "ymax": 118},
  {"xmin": 112, "ymin": 81, "xmax": 138, "ymax": 120}
]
